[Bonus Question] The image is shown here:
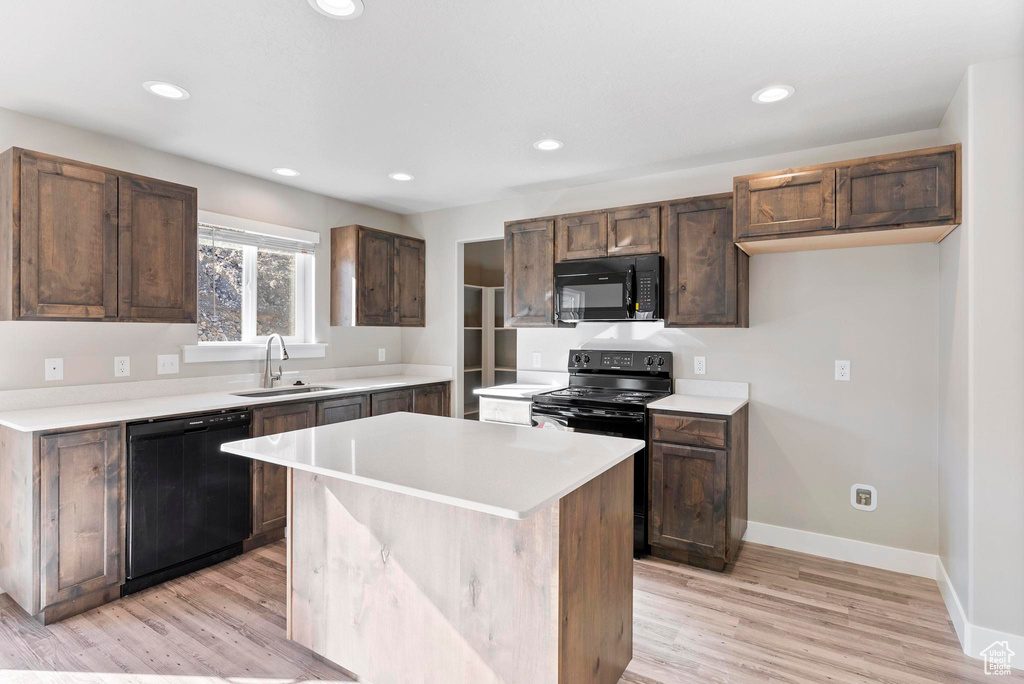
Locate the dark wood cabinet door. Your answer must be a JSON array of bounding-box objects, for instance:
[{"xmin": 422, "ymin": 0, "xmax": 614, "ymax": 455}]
[
  {"xmin": 39, "ymin": 426, "xmax": 123, "ymax": 609},
  {"xmin": 357, "ymin": 229, "xmax": 396, "ymax": 325},
  {"xmin": 413, "ymin": 383, "xmax": 449, "ymax": 417},
  {"xmin": 317, "ymin": 395, "xmax": 369, "ymax": 425},
  {"xmin": 118, "ymin": 175, "xmax": 197, "ymax": 322},
  {"xmin": 556, "ymin": 212, "xmax": 608, "ymax": 262},
  {"xmin": 649, "ymin": 442, "xmax": 727, "ymax": 557},
  {"xmin": 734, "ymin": 168, "xmax": 836, "ymax": 239},
  {"xmin": 394, "ymin": 236, "xmax": 425, "ymax": 326},
  {"xmin": 837, "ymin": 149, "xmax": 956, "ymax": 230},
  {"xmin": 607, "ymin": 205, "xmax": 661, "ymax": 256},
  {"xmin": 18, "ymin": 152, "xmax": 118, "ymax": 320},
  {"xmin": 504, "ymin": 219, "xmax": 555, "ymax": 327},
  {"xmin": 663, "ymin": 195, "xmax": 746, "ymax": 327},
  {"xmin": 371, "ymin": 389, "xmax": 414, "ymax": 415},
  {"xmin": 251, "ymin": 402, "xmax": 316, "ymax": 536}
]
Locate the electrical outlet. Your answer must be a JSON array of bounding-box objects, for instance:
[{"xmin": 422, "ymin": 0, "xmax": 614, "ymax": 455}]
[
  {"xmin": 835, "ymin": 360, "xmax": 851, "ymax": 381},
  {"xmin": 694, "ymin": 356, "xmax": 706, "ymax": 375},
  {"xmin": 157, "ymin": 354, "xmax": 179, "ymax": 375},
  {"xmin": 378, "ymin": 348, "xmax": 386, "ymax": 362},
  {"xmin": 851, "ymin": 483, "xmax": 877, "ymax": 511},
  {"xmin": 44, "ymin": 358, "xmax": 63, "ymax": 382},
  {"xmin": 114, "ymin": 356, "xmax": 131, "ymax": 378},
  {"xmin": 532, "ymin": 352, "xmax": 542, "ymax": 368}
]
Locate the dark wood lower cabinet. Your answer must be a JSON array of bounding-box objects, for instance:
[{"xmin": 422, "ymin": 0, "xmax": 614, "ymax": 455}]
[
  {"xmin": 370, "ymin": 388, "xmax": 414, "ymax": 415},
  {"xmin": 413, "ymin": 383, "xmax": 450, "ymax": 417},
  {"xmin": 39, "ymin": 426, "xmax": 124, "ymax": 611},
  {"xmin": 648, "ymin": 406, "xmax": 747, "ymax": 570},
  {"xmin": 317, "ymin": 394, "xmax": 369, "ymax": 425},
  {"xmin": 250, "ymin": 402, "xmax": 316, "ymax": 539}
]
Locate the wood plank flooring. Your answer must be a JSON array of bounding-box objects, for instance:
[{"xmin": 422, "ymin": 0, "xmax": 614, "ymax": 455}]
[{"xmin": 0, "ymin": 541, "xmax": 1015, "ymax": 683}]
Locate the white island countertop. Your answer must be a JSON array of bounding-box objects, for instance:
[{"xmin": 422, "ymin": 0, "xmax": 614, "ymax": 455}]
[{"xmin": 221, "ymin": 412, "xmax": 643, "ymax": 519}]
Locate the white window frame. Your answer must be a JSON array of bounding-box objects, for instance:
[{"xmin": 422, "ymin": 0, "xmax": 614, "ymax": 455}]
[{"xmin": 196, "ymin": 211, "xmax": 318, "ymax": 346}]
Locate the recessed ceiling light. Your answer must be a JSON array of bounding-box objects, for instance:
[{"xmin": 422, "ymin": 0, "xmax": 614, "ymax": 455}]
[
  {"xmin": 388, "ymin": 172, "xmax": 414, "ymax": 181},
  {"xmin": 752, "ymin": 85, "xmax": 795, "ymax": 104},
  {"xmin": 533, "ymin": 139, "xmax": 564, "ymax": 151},
  {"xmin": 308, "ymin": 0, "xmax": 364, "ymax": 19},
  {"xmin": 142, "ymin": 81, "xmax": 190, "ymax": 100},
  {"xmin": 272, "ymin": 167, "xmax": 301, "ymax": 177}
]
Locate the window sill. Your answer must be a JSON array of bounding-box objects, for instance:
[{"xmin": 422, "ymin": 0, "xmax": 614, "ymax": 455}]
[{"xmin": 182, "ymin": 343, "xmax": 328, "ymax": 364}]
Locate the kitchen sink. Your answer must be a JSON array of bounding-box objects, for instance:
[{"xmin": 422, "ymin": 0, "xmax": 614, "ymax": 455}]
[{"xmin": 231, "ymin": 386, "xmax": 335, "ymax": 398}]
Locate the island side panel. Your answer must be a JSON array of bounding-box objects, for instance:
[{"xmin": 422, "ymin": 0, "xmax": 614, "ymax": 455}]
[
  {"xmin": 289, "ymin": 469, "xmax": 560, "ymax": 684},
  {"xmin": 558, "ymin": 455, "xmax": 634, "ymax": 684}
]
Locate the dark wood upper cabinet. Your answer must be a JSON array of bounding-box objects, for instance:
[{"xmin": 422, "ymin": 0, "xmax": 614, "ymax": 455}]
[
  {"xmin": 734, "ymin": 168, "xmax": 836, "ymax": 240},
  {"xmin": 330, "ymin": 225, "xmax": 426, "ymax": 327},
  {"xmin": 395, "ymin": 236, "xmax": 426, "ymax": 326},
  {"xmin": 662, "ymin": 194, "xmax": 747, "ymax": 328},
  {"xmin": 7, "ymin": 150, "xmax": 118, "ymax": 320},
  {"xmin": 118, "ymin": 175, "xmax": 197, "ymax": 323},
  {"xmin": 836, "ymin": 148, "xmax": 957, "ymax": 230},
  {"xmin": 504, "ymin": 219, "xmax": 555, "ymax": 327},
  {"xmin": 251, "ymin": 402, "xmax": 317, "ymax": 537},
  {"xmin": 556, "ymin": 212, "xmax": 608, "ymax": 262},
  {"xmin": 0, "ymin": 148, "xmax": 197, "ymax": 322},
  {"xmin": 607, "ymin": 204, "xmax": 661, "ymax": 256},
  {"xmin": 734, "ymin": 145, "xmax": 961, "ymax": 254}
]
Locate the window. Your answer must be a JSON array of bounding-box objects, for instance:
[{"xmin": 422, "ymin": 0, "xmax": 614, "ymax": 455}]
[{"xmin": 198, "ymin": 223, "xmax": 315, "ymax": 343}]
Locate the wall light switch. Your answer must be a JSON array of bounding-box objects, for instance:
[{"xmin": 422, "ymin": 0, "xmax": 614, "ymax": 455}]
[
  {"xmin": 835, "ymin": 360, "xmax": 851, "ymax": 381},
  {"xmin": 157, "ymin": 354, "xmax": 179, "ymax": 375},
  {"xmin": 114, "ymin": 356, "xmax": 131, "ymax": 378},
  {"xmin": 694, "ymin": 356, "xmax": 706, "ymax": 375},
  {"xmin": 44, "ymin": 358, "xmax": 63, "ymax": 382},
  {"xmin": 378, "ymin": 348, "xmax": 386, "ymax": 362},
  {"xmin": 532, "ymin": 352, "xmax": 542, "ymax": 368}
]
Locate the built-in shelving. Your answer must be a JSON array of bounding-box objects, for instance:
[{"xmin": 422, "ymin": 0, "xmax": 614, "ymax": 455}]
[{"xmin": 461, "ymin": 285, "xmax": 517, "ymax": 419}]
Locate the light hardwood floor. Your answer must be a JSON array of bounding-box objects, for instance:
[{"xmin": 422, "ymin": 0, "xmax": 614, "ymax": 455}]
[{"xmin": 0, "ymin": 541, "xmax": 1015, "ymax": 683}]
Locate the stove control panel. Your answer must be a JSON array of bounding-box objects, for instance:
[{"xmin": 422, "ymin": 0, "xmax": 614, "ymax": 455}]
[{"xmin": 567, "ymin": 349, "xmax": 672, "ymax": 374}]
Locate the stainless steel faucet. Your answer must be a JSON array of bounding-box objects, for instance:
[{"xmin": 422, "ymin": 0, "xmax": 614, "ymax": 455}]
[{"xmin": 263, "ymin": 334, "xmax": 290, "ymax": 388}]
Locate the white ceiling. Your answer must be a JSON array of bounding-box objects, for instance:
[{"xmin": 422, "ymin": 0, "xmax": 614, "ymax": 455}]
[{"xmin": 0, "ymin": 0, "xmax": 1021, "ymax": 214}]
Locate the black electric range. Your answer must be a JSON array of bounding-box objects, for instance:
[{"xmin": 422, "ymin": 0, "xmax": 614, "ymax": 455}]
[{"xmin": 532, "ymin": 349, "xmax": 672, "ymax": 558}]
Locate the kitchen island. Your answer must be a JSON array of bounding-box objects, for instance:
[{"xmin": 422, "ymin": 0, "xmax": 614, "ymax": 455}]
[{"xmin": 221, "ymin": 412, "xmax": 642, "ymax": 684}]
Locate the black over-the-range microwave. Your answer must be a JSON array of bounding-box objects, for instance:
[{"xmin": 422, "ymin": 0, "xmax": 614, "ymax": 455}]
[{"xmin": 554, "ymin": 255, "xmax": 662, "ymax": 323}]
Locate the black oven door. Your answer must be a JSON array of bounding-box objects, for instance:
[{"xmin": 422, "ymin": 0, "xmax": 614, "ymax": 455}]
[
  {"xmin": 531, "ymin": 404, "xmax": 649, "ymax": 557},
  {"xmin": 554, "ymin": 259, "xmax": 634, "ymax": 322}
]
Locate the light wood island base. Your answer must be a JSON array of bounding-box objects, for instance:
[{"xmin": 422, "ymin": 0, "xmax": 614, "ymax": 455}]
[{"xmin": 287, "ymin": 456, "xmax": 634, "ymax": 684}]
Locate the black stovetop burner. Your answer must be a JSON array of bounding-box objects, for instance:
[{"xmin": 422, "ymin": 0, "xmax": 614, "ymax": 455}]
[{"xmin": 533, "ymin": 348, "xmax": 673, "ymax": 410}]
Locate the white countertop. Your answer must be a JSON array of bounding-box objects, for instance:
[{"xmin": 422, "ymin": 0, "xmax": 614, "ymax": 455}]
[
  {"xmin": 647, "ymin": 379, "xmax": 750, "ymax": 416},
  {"xmin": 473, "ymin": 383, "xmax": 563, "ymax": 400},
  {"xmin": 0, "ymin": 375, "xmax": 450, "ymax": 432},
  {"xmin": 221, "ymin": 412, "xmax": 643, "ymax": 520}
]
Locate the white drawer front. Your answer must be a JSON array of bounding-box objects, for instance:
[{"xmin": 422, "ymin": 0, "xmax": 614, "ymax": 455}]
[{"xmin": 478, "ymin": 397, "xmax": 533, "ymax": 426}]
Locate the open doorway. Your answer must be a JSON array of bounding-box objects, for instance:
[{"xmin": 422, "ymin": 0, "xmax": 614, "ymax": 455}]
[{"xmin": 462, "ymin": 239, "xmax": 517, "ymax": 420}]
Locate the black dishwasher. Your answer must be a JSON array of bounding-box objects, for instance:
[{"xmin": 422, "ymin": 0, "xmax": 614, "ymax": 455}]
[{"xmin": 124, "ymin": 410, "xmax": 252, "ymax": 595}]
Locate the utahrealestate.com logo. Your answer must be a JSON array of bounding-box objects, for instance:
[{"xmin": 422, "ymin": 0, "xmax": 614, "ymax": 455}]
[{"xmin": 980, "ymin": 641, "xmax": 1016, "ymax": 676}]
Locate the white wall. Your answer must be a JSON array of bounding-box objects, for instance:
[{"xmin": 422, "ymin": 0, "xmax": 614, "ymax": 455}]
[
  {"xmin": 403, "ymin": 127, "xmax": 949, "ymax": 554},
  {"xmin": 0, "ymin": 107, "xmax": 410, "ymax": 390},
  {"xmin": 936, "ymin": 69, "xmax": 972, "ymax": 624},
  {"xmin": 962, "ymin": 57, "xmax": 1024, "ymax": 639}
]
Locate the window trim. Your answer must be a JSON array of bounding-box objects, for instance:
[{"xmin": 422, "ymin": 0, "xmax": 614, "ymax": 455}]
[{"xmin": 196, "ymin": 212, "xmax": 318, "ymax": 345}]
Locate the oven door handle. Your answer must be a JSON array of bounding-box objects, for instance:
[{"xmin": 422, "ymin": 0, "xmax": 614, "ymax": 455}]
[
  {"xmin": 532, "ymin": 407, "xmax": 645, "ymax": 421},
  {"xmin": 625, "ymin": 265, "xmax": 635, "ymax": 318}
]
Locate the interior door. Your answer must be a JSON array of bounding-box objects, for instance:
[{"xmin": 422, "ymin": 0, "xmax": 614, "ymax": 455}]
[
  {"xmin": 118, "ymin": 175, "xmax": 197, "ymax": 322},
  {"xmin": 18, "ymin": 152, "xmax": 118, "ymax": 320}
]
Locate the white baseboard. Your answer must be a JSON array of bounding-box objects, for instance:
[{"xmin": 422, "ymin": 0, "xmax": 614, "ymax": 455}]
[
  {"xmin": 937, "ymin": 560, "xmax": 1024, "ymax": 670},
  {"xmin": 743, "ymin": 521, "xmax": 938, "ymax": 579}
]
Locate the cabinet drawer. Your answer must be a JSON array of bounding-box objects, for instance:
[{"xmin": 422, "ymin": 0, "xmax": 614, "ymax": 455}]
[{"xmin": 650, "ymin": 412, "xmax": 727, "ymax": 448}]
